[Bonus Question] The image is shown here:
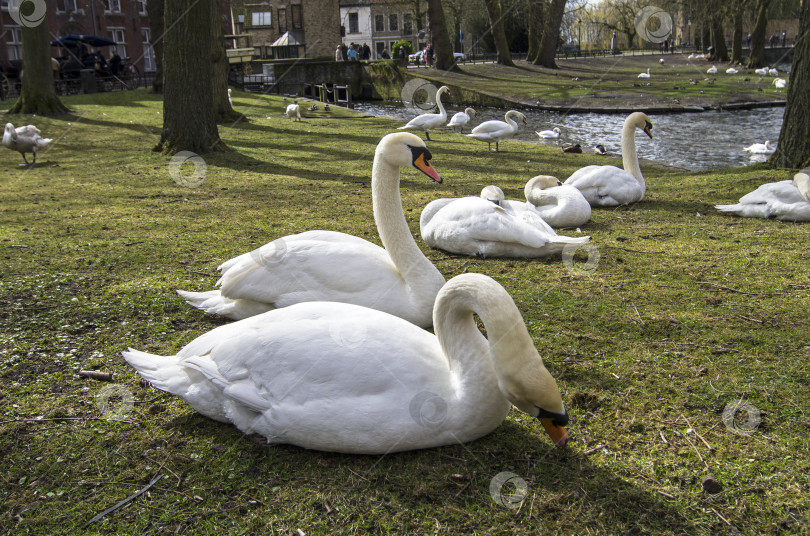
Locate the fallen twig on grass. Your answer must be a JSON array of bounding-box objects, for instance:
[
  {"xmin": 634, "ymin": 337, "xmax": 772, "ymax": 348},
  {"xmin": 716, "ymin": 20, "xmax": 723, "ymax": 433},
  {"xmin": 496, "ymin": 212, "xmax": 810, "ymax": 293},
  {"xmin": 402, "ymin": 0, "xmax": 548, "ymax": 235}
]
[
  {"xmin": 78, "ymin": 370, "xmax": 113, "ymax": 381},
  {"xmin": 84, "ymin": 473, "xmax": 163, "ymax": 527},
  {"xmin": 584, "ymin": 444, "xmax": 606, "ymax": 455},
  {"xmin": 0, "ymin": 417, "xmax": 131, "ymax": 425}
]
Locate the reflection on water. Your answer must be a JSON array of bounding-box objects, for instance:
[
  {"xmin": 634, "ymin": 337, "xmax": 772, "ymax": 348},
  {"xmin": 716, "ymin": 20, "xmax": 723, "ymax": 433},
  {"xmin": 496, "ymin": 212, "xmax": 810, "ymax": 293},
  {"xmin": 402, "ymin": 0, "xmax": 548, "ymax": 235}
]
[{"xmin": 354, "ymin": 101, "xmax": 784, "ymax": 171}]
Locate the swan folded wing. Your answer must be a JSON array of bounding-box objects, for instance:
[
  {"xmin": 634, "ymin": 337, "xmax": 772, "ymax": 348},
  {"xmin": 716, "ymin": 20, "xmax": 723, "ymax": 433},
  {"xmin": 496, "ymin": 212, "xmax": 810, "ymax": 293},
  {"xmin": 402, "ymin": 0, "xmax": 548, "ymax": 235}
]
[
  {"xmin": 738, "ymin": 180, "xmax": 806, "ymax": 205},
  {"xmin": 470, "ymin": 120, "xmax": 507, "ymax": 135},
  {"xmin": 565, "ymin": 166, "xmax": 641, "ymax": 205}
]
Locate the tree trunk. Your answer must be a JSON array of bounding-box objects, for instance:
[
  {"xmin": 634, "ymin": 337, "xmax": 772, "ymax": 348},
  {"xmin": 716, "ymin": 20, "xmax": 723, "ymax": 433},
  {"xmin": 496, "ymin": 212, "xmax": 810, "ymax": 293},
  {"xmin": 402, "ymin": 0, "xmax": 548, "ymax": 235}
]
[
  {"xmin": 527, "ymin": 0, "xmax": 545, "ymax": 64},
  {"xmin": 731, "ymin": 10, "xmax": 743, "ymax": 64},
  {"xmin": 770, "ymin": 0, "xmax": 810, "ymax": 169},
  {"xmin": 536, "ymin": 0, "xmax": 567, "ymax": 68},
  {"xmin": 211, "ymin": 0, "xmax": 243, "ymax": 122},
  {"xmin": 7, "ymin": 15, "xmax": 68, "ymax": 114},
  {"xmin": 426, "ymin": 0, "xmax": 458, "ymax": 70},
  {"xmin": 147, "ymin": 0, "xmax": 164, "ymax": 94},
  {"xmin": 157, "ymin": 0, "xmax": 227, "ymax": 154},
  {"xmin": 748, "ymin": 0, "xmax": 772, "ymax": 68},
  {"xmin": 710, "ymin": 17, "xmax": 729, "ymax": 61},
  {"xmin": 484, "ymin": 0, "xmax": 514, "ymax": 66}
]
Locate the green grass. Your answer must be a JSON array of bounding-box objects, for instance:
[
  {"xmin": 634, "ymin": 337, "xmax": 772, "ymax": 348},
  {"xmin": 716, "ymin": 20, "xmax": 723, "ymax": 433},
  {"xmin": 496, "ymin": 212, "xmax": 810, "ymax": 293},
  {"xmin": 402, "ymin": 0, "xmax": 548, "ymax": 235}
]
[
  {"xmin": 1, "ymin": 88, "xmax": 808, "ymax": 535},
  {"xmin": 410, "ymin": 54, "xmax": 788, "ymax": 109}
]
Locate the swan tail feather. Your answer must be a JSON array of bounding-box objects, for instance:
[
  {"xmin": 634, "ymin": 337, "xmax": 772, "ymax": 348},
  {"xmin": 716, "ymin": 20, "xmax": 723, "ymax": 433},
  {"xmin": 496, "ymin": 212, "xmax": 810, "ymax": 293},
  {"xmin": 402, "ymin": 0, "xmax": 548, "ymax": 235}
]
[
  {"xmin": 122, "ymin": 348, "xmax": 192, "ymax": 396},
  {"xmin": 176, "ymin": 289, "xmax": 274, "ymax": 320}
]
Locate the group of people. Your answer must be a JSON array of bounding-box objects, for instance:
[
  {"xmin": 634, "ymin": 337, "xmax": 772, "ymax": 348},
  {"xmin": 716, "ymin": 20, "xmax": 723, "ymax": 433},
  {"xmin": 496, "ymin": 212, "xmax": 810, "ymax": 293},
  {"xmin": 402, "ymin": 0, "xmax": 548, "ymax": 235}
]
[
  {"xmin": 336, "ymin": 42, "xmax": 371, "ymax": 61},
  {"xmin": 52, "ymin": 47, "xmax": 123, "ymax": 80},
  {"xmin": 768, "ymin": 31, "xmax": 788, "ymax": 48},
  {"xmin": 657, "ymin": 39, "xmax": 675, "ymax": 53}
]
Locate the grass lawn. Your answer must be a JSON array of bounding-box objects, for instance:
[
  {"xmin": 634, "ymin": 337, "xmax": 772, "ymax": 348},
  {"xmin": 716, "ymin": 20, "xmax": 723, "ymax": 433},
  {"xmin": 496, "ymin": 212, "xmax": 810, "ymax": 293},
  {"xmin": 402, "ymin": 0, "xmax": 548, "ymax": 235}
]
[
  {"xmin": 408, "ymin": 54, "xmax": 788, "ymax": 110},
  {"xmin": 1, "ymin": 88, "xmax": 808, "ymax": 535}
]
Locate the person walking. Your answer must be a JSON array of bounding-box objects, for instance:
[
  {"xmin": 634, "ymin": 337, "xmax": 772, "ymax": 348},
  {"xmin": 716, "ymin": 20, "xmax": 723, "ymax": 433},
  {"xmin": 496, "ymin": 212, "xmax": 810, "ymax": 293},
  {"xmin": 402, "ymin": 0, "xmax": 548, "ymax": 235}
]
[
  {"xmin": 781, "ymin": 31, "xmax": 786, "ymax": 47},
  {"xmin": 362, "ymin": 43, "xmax": 371, "ymax": 60},
  {"xmin": 347, "ymin": 43, "xmax": 357, "ymax": 61},
  {"xmin": 336, "ymin": 44, "xmax": 343, "ymax": 61},
  {"xmin": 340, "ymin": 42, "xmax": 348, "ymax": 61}
]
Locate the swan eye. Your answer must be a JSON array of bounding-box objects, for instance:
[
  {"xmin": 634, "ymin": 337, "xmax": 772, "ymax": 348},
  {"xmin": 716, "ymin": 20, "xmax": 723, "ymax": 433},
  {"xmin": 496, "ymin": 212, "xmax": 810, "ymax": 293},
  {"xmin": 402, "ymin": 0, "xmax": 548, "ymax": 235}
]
[{"xmin": 536, "ymin": 406, "xmax": 568, "ymax": 427}]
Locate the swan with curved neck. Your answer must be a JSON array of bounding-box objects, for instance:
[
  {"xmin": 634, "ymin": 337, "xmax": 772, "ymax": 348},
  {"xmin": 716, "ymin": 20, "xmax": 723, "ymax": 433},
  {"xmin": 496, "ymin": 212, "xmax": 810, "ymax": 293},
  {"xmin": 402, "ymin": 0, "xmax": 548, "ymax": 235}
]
[
  {"xmin": 447, "ymin": 107, "xmax": 476, "ymax": 132},
  {"xmin": 467, "ymin": 110, "xmax": 527, "ymax": 152},
  {"xmin": 398, "ymin": 85, "xmax": 450, "ymax": 141},
  {"xmin": 126, "ymin": 274, "xmax": 570, "ymax": 454},
  {"xmin": 563, "ymin": 112, "xmax": 652, "ymax": 207},
  {"xmin": 524, "ymin": 175, "xmax": 591, "ymax": 228},
  {"xmin": 715, "ymin": 171, "xmax": 810, "ymax": 222},
  {"xmin": 178, "ymin": 132, "xmax": 445, "ymax": 327}
]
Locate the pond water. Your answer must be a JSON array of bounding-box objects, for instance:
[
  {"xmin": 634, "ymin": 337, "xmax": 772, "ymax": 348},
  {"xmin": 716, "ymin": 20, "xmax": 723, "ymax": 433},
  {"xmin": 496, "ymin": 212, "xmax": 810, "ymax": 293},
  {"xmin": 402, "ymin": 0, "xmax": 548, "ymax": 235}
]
[{"xmin": 353, "ymin": 101, "xmax": 785, "ymax": 171}]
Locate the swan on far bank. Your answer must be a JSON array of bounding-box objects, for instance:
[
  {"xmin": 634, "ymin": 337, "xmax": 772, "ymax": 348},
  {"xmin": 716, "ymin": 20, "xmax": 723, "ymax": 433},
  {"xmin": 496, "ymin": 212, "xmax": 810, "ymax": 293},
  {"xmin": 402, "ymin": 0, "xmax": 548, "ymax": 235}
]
[
  {"xmin": 398, "ymin": 85, "xmax": 450, "ymax": 141},
  {"xmin": 467, "ymin": 110, "xmax": 527, "ymax": 152},
  {"xmin": 285, "ymin": 103, "xmax": 301, "ymax": 121},
  {"xmin": 638, "ymin": 68, "xmax": 651, "ymax": 78},
  {"xmin": 178, "ymin": 132, "xmax": 445, "ymax": 328},
  {"xmin": 537, "ymin": 127, "xmax": 561, "ymax": 139},
  {"xmin": 743, "ymin": 140, "xmax": 776, "ymax": 154},
  {"xmin": 447, "ymin": 107, "xmax": 476, "ymax": 132},
  {"xmin": 707, "ymin": 65, "xmax": 718, "ymax": 74}
]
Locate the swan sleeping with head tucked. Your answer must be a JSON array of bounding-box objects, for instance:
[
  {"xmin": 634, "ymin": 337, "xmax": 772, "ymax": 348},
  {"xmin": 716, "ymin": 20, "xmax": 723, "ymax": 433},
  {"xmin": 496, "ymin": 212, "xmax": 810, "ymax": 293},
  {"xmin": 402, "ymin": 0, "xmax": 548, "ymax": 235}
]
[
  {"xmin": 707, "ymin": 65, "xmax": 718, "ymax": 74},
  {"xmin": 564, "ymin": 112, "xmax": 653, "ymax": 207},
  {"xmin": 399, "ymin": 85, "xmax": 450, "ymax": 141},
  {"xmin": 420, "ymin": 185, "xmax": 589, "ymax": 258},
  {"xmin": 467, "ymin": 110, "xmax": 527, "ymax": 152},
  {"xmin": 3, "ymin": 123, "xmax": 52, "ymax": 166},
  {"xmin": 715, "ymin": 172, "xmax": 810, "ymax": 222},
  {"xmin": 178, "ymin": 132, "xmax": 445, "ymax": 327},
  {"xmin": 447, "ymin": 107, "xmax": 476, "ymax": 132},
  {"xmin": 524, "ymin": 175, "xmax": 591, "ymax": 228},
  {"xmin": 126, "ymin": 273, "xmax": 570, "ymax": 454},
  {"xmin": 726, "ymin": 67, "xmax": 739, "ymax": 74}
]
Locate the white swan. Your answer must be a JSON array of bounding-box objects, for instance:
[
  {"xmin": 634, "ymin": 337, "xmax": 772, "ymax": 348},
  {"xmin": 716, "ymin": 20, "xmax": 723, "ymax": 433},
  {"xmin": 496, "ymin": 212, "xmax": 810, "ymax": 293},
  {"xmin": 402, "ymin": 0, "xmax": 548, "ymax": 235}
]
[
  {"xmin": 3, "ymin": 122, "xmax": 52, "ymax": 166},
  {"xmin": 715, "ymin": 174, "xmax": 810, "ymax": 222},
  {"xmin": 285, "ymin": 103, "xmax": 301, "ymax": 121},
  {"xmin": 447, "ymin": 107, "xmax": 476, "ymax": 132},
  {"xmin": 564, "ymin": 112, "xmax": 652, "ymax": 207},
  {"xmin": 773, "ymin": 78, "xmax": 786, "ymax": 89},
  {"xmin": 754, "ymin": 67, "xmax": 769, "ymax": 76},
  {"xmin": 125, "ymin": 273, "xmax": 570, "ymax": 454},
  {"xmin": 536, "ymin": 127, "xmax": 561, "ymax": 139},
  {"xmin": 707, "ymin": 65, "xmax": 718, "ymax": 74},
  {"xmin": 398, "ymin": 85, "xmax": 450, "ymax": 141},
  {"xmin": 228, "ymin": 88, "xmax": 233, "ymax": 105},
  {"xmin": 638, "ymin": 68, "xmax": 650, "ymax": 78},
  {"xmin": 726, "ymin": 67, "xmax": 739, "ymax": 74},
  {"xmin": 467, "ymin": 110, "xmax": 527, "ymax": 152},
  {"xmin": 177, "ymin": 132, "xmax": 445, "ymax": 327},
  {"xmin": 743, "ymin": 140, "xmax": 776, "ymax": 154},
  {"xmin": 420, "ymin": 185, "xmax": 590, "ymax": 258},
  {"xmin": 524, "ymin": 175, "xmax": 592, "ymax": 228},
  {"xmin": 768, "ymin": 67, "xmax": 779, "ymax": 77}
]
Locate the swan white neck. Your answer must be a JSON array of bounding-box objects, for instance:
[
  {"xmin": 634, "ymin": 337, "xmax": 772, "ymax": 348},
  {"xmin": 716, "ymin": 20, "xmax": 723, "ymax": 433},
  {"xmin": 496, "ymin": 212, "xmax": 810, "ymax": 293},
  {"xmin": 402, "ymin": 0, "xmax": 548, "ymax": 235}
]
[
  {"xmin": 372, "ymin": 153, "xmax": 439, "ymax": 302},
  {"xmin": 436, "ymin": 90, "xmax": 447, "ymax": 117},
  {"xmin": 621, "ymin": 117, "xmax": 646, "ymax": 194}
]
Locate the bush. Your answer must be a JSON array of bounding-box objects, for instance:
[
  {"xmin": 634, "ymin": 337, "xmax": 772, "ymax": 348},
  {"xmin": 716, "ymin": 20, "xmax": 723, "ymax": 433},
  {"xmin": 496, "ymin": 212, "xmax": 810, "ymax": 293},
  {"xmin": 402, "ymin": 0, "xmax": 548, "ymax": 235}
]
[{"xmin": 391, "ymin": 40, "xmax": 414, "ymax": 60}]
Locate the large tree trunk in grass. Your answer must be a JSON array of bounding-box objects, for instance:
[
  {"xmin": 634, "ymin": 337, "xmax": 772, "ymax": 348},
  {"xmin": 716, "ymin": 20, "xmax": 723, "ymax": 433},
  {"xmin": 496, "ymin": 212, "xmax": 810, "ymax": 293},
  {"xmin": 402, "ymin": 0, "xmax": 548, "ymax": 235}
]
[
  {"xmin": 157, "ymin": 0, "xmax": 227, "ymax": 154},
  {"xmin": 769, "ymin": 0, "xmax": 810, "ymax": 169},
  {"xmin": 211, "ymin": 0, "xmax": 243, "ymax": 122},
  {"xmin": 731, "ymin": 11, "xmax": 743, "ymax": 64},
  {"xmin": 536, "ymin": 0, "xmax": 567, "ymax": 69},
  {"xmin": 710, "ymin": 17, "xmax": 729, "ymax": 62},
  {"xmin": 484, "ymin": 0, "xmax": 514, "ymax": 66},
  {"xmin": 147, "ymin": 0, "xmax": 164, "ymax": 94},
  {"xmin": 748, "ymin": 0, "xmax": 772, "ymax": 68},
  {"xmin": 426, "ymin": 0, "xmax": 458, "ymax": 71},
  {"xmin": 7, "ymin": 15, "xmax": 68, "ymax": 114},
  {"xmin": 527, "ymin": 0, "xmax": 545, "ymax": 64}
]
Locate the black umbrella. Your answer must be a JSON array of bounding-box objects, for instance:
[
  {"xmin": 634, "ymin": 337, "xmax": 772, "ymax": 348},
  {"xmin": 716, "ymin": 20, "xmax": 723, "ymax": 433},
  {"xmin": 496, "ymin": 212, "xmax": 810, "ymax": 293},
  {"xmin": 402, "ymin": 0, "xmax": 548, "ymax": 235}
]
[{"xmin": 51, "ymin": 34, "xmax": 117, "ymax": 47}]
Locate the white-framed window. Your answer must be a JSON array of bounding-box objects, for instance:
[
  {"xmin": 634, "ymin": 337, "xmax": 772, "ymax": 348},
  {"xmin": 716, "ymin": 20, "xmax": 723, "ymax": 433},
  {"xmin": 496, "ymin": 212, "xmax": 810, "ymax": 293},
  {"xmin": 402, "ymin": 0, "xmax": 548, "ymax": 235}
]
[
  {"xmin": 374, "ymin": 14, "xmax": 384, "ymax": 33},
  {"xmin": 348, "ymin": 12, "xmax": 358, "ymax": 34},
  {"xmin": 251, "ymin": 11, "xmax": 271, "ymax": 27},
  {"xmin": 105, "ymin": 0, "xmax": 121, "ymax": 13},
  {"xmin": 5, "ymin": 25, "xmax": 22, "ymax": 60},
  {"xmin": 109, "ymin": 27, "xmax": 126, "ymax": 57},
  {"xmin": 136, "ymin": 0, "xmax": 147, "ymax": 15},
  {"xmin": 141, "ymin": 28, "xmax": 155, "ymax": 71}
]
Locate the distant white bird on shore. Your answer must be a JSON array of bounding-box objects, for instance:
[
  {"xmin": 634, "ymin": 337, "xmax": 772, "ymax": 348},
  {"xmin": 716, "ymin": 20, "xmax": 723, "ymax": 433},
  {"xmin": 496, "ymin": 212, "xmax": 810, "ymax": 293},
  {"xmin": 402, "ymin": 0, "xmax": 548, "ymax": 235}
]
[
  {"xmin": 773, "ymin": 78, "xmax": 787, "ymax": 89},
  {"xmin": 707, "ymin": 65, "xmax": 718, "ymax": 74},
  {"xmin": 726, "ymin": 67, "xmax": 739, "ymax": 74},
  {"xmin": 638, "ymin": 68, "xmax": 651, "ymax": 78},
  {"xmin": 398, "ymin": 85, "xmax": 450, "ymax": 141},
  {"xmin": 467, "ymin": 110, "xmax": 527, "ymax": 152},
  {"xmin": 768, "ymin": 67, "xmax": 779, "ymax": 77},
  {"xmin": 659, "ymin": 58, "xmax": 665, "ymax": 64},
  {"xmin": 743, "ymin": 140, "xmax": 776, "ymax": 154},
  {"xmin": 447, "ymin": 107, "xmax": 476, "ymax": 133},
  {"xmin": 285, "ymin": 103, "xmax": 302, "ymax": 121},
  {"xmin": 536, "ymin": 127, "xmax": 561, "ymax": 139},
  {"xmin": 754, "ymin": 67, "xmax": 769, "ymax": 76},
  {"xmin": 228, "ymin": 88, "xmax": 232, "ymax": 105},
  {"xmin": 2, "ymin": 122, "xmax": 52, "ymax": 166},
  {"xmin": 687, "ymin": 53, "xmax": 696, "ymax": 59}
]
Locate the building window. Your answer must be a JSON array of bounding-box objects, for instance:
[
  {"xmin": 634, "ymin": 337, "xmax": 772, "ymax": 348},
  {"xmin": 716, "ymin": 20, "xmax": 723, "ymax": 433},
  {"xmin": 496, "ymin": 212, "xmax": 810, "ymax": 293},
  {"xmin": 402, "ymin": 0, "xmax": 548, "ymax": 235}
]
[
  {"xmin": 291, "ymin": 4, "xmax": 302, "ymax": 30},
  {"xmin": 265, "ymin": 46, "xmax": 273, "ymax": 57},
  {"xmin": 5, "ymin": 26, "xmax": 22, "ymax": 60},
  {"xmin": 253, "ymin": 46, "xmax": 262, "ymax": 57},
  {"xmin": 404, "ymin": 13, "xmax": 413, "ymax": 35},
  {"xmin": 57, "ymin": 0, "xmax": 77, "ymax": 13},
  {"xmin": 141, "ymin": 28, "xmax": 155, "ymax": 71},
  {"xmin": 278, "ymin": 8, "xmax": 286, "ymax": 33},
  {"xmin": 136, "ymin": 0, "xmax": 147, "ymax": 15},
  {"xmin": 375, "ymin": 41, "xmax": 385, "ymax": 58},
  {"xmin": 109, "ymin": 28, "xmax": 126, "ymax": 57},
  {"xmin": 251, "ymin": 11, "xmax": 271, "ymax": 27},
  {"xmin": 106, "ymin": 0, "xmax": 121, "ymax": 13},
  {"xmin": 375, "ymin": 14, "xmax": 384, "ymax": 32},
  {"xmin": 389, "ymin": 14, "xmax": 398, "ymax": 32},
  {"xmin": 348, "ymin": 12, "xmax": 358, "ymax": 34}
]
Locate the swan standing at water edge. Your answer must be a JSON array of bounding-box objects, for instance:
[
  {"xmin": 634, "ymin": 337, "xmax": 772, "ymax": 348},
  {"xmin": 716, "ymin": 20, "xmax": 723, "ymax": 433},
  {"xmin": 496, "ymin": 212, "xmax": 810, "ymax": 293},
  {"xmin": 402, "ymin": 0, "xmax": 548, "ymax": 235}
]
[
  {"xmin": 467, "ymin": 110, "xmax": 527, "ymax": 152},
  {"xmin": 399, "ymin": 85, "xmax": 450, "ymax": 141},
  {"xmin": 178, "ymin": 132, "xmax": 445, "ymax": 327},
  {"xmin": 447, "ymin": 107, "xmax": 476, "ymax": 132},
  {"xmin": 743, "ymin": 140, "xmax": 776, "ymax": 154},
  {"xmin": 715, "ymin": 172, "xmax": 810, "ymax": 222},
  {"xmin": 564, "ymin": 112, "xmax": 653, "ymax": 207},
  {"xmin": 638, "ymin": 68, "xmax": 651, "ymax": 78},
  {"xmin": 3, "ymin": 123, "xmax": 52, "ymax": 166},
  {"xmin": 525, "ymin": 175, "xmax": 591, "ymax": 228},
  {"xmin": 537, "ymin": 127, "xmax": 561, "ymax": 139},
  {"xmin": 420, "ymin": 185, "xmax": 590, "ymax": 258},
  {"xmin": 126, "ymin": 274, "xmax": 570, "ymax": 454}
]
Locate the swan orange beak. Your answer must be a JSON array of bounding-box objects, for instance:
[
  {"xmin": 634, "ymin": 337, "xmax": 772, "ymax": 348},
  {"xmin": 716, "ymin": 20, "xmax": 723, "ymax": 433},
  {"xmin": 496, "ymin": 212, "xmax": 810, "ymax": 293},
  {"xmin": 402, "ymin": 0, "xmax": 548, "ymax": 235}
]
[
  {"xmin": 540, "ymin": 418, "xmax": 570, "ymax": 447},
  {"xmin": 413, "ymin": 152, "xmax": 442, "ymax": 183},
  {"xmin": 643, "ymin": 121, "xmax": 653, "ymax": 139}
]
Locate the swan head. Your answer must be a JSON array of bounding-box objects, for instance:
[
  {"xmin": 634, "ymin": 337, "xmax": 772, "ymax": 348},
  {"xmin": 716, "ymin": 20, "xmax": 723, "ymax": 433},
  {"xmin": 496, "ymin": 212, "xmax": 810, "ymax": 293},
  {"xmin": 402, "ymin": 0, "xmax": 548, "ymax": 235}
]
[
  {"xmin": 794, "ymin": 170, "xmax": 810, "ymax": 203},
  {"xmin": 525, "ymin": 175, "xmax": 561, "ymax": 193},
  {"xmin": 437, "ymin": 85, "xmax": 450, "ymax": 96},
  {"xmin": 553, "ymin": 127, "xmax": 561, "ymax": 134},
  {"xmin": 378, "ymin": 132, "xmax": 442, "ymax": 183},
  {"xmin": 505, "ymin": 110, "xmax": 527, "ymax": 125},
  {"xmin": 3, "ymin": 123, "xmax": 17, "ymax": 145},
  {"xmin": 480, "ymin": 185, "xmax": 505, "ymax": 205},
  {"xmin": 465, "ymin": 108, "xmax": 477, "ymax": 117},
  {"xmin": 628, "ymin": 112, "xmax": 653, "ymax": 139}
]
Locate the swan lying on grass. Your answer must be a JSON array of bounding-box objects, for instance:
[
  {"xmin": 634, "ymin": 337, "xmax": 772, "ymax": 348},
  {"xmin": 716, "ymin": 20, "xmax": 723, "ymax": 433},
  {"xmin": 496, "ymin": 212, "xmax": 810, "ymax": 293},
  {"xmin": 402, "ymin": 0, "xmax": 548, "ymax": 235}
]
[
  {"xmin": 524, "ymin": 175, "xmax": 591, "ymax": 228},
  {"xmin": 715, "ymin": 172, "xmax": 810, "ymax": 222}
]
